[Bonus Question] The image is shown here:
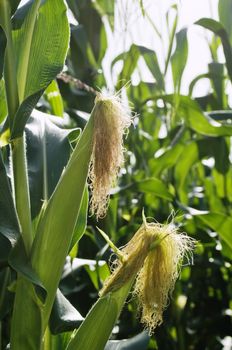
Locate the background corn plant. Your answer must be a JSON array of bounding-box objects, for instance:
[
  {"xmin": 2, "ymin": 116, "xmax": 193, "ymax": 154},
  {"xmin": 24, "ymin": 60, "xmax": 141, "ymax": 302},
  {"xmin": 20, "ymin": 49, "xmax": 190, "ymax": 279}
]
[{"xmin": 0, "ymin": 0, "xmax": 232, "ymax": 350}]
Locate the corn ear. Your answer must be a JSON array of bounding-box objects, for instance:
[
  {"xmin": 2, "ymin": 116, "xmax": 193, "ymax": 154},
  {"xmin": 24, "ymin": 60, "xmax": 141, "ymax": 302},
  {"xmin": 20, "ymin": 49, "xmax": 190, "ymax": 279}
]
[
  {"xmin": 30, "ymin": 108, "xmax": 95, "ymax": 329},
  {"xmin": 66, "ymin": 279, "xmax": 134, "ymax": 350},
  {"xmin": 66, "ymin": 218, "xmax": 195, "ymax": 350}
]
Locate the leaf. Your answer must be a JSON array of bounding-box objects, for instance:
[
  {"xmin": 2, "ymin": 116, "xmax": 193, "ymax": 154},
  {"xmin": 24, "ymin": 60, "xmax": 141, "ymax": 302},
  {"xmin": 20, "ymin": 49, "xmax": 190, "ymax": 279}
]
[
  {"xmin": 174, "ymin": 138, "xmax": 230, "ymax": 203},
  {"xmin": 25, "ymin": 109, "xmax": 77, "ymax": 218},
  {"xmin": 50, "ymin": 332, "xmax": 72, "ymax": 350},
  {"xmin": 188, "ymin": 73, "xmax": 210, "ymax": 96},
  {"xmin": 93, "ymin": 0, "xmax": 114, "ymax": 30},
  {"xmin": 0, "ymin": 79, "xmax": 7, "ymax": 123},
  {"xmin": 208, "ymin": 62, "xmax": 225, "ymax": 109},
  {"xmin": 113, "ymin": 178, "xmax": 173, "ymax": 201},
  {"xmin": 195, "ymin": 18, "xmax": 232, "ymax": 83},
  {"xmin": 69, "ymin": 186, "xmax": 88, "ymax": 252},
  {"xmin": 141, "ymin": 48, "xmax": 164, "ymax": 90},
  {"xmin": 9, "ymin": 237, "xmax": 47, "ymax": 303},
  {"xmin": 72, "ymin": 24, "xmax": 97, "ymax": 67},
  {"xmin": 0, "ymin": 27, "xmax": 6, "ymax": 79},
  {"xmin": 68, "ymin": 0, "xmax": 107, "ymax": 64},
  {"xmin": 105, "ymin": 332, "xmax": 150, "ymax": 350},
  {"xmin": 50, "ymin": 289, "xmax": 83, "ymax": 334},
  {"xmin": 135, "ymin": 178, "xmax": 173, "ymax": 201},
  {"xmin": 149, "ymin": 143, "xmax": 184, "ymax": 176},
  {"xmin": 66, "ymin": 280, "xmax": 133, "ymax": 350},
  {"xmin": 218, "ymin": 0, "xmax": 232, "ymax": 46},
  {"xmin": 113, "ymin": 45, "xmax": 164, "ymax": 90},
  {"xmin": 196, "ymin": 212, "xmax": 232, "ymax": 254},
  {"xmin": 162, "ymin": 94, "xmax": 232, "ymax": 136},
  {"xmin": 112, "ymin": 44, "xmax": 140, "ymax": 87},
  {"xmin": 45, "ymin": 80, "xmax": 64, "ymax": 117},
  {"xmin": 10, "ymin": 0, "xmax": 21, "ymax": 15},
  {"xmin": 171, "ymin": 28, "xmax": 188, "ymax": 91},
  {"xmin": 0, "ymin": 149, "xmax": 20, "ymax": 250},
  {"xmin": 10, "ymin": 275, "xmax": 43, "ymax": 350},
  {"xmin": 164, "ymin": 4, "xmax": 178, "ymax": 75},
  {"xmin": 10, "ymin": 0, "xmax": 69, "ymax": 138},
  {"xmin": 85, "ymin": 260, "xmax": 110, "ymax": 290}
]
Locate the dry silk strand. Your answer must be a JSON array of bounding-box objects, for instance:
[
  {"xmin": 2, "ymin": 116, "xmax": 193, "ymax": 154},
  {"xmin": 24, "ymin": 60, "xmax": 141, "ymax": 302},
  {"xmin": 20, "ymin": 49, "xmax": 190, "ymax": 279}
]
[
  {"xmin": 89, "ymin": 93, "xmax": 132, "ymax": 219},
  {"xmin": 99, "ymin": 218, "xmax": 196, "ymax": 334}
]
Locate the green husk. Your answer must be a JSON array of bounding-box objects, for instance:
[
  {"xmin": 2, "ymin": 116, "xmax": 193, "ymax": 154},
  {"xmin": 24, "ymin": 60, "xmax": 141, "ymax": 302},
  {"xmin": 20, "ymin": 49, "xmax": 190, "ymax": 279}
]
[{"xmin": 66, "ymin": 280, "xmax": 134, "ymax": 350}]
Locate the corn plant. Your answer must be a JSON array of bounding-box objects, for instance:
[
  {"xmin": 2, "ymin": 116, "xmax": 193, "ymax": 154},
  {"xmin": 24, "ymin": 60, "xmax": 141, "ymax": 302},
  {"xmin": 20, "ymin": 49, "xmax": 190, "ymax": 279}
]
[
  {"xmin": 2, "ymin": 0, "xmax": 232, "ymax": 349},
  {"xmin": 0, "ymin": 1, "xmax": 197, "ymax": 349}
]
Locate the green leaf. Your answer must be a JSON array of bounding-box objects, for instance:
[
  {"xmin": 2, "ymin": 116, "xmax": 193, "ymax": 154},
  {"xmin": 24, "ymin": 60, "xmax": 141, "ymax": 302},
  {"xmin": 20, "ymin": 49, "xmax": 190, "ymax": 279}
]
[
  {"xmin": 197, "ymin": 212, "xmax": 232, "ymax": 254},
  {"xmin": 112, "ymin": 44, "xmax": 141, "ymax": 88},
  {"xmin": 188, "ymin": 73, "xmax": 210, "ymax": 96},
  {"xmin": 113, "ymin": 45, "xmax": 164, "ymax": 90},
  {"xmin": 0, "ymin": 79, "xmax": 7, "ymax": 123},
  {"xmin": 174, "ymin": 138, "xmax": 229, "ymax": 203},
  {"xmin": 0, "ymin": 27, "xmax": 7, "ymax": 79},
  {"xmin": 69, "ymin": 186, "xmax": 88, "ymax": 252},
  {"xmin": 71, "ymin": 0, "xmax": 107, "ymax": 63},
  {"xmin": 218, "ymin": 0, "xmax": 232, "ymax": 46},
  {"xmin": 9, "ymin": 0, "xmax": 21, "ymax": 15},
  {"xmin": 135, "ymin": 178, "xmax": 173, "ymax": 201},
  {"xmin": 71, "ymin": 24, "xmax": 97, "ymax": 68},
  {"xmin": 93, "ymin": 0, "xmax": 114, "ymax": 30},
  {"xmin": 149, "ymin": 143, "xmax": 184, "ymax": 176},
  {"xmin": 164, "ymin": 4, "xmax": 178, "ymax": 75},
  {"xmin": 45, "ymin": 80, "xmax": 64, "ymax": 117},
  {"xmin": 171, "ymin": 28, "xmax": 188, "ymax": 91},
  {"xmin": 85, "ymin": 259, "xmax": 110, "ymax": 290},
  {"xmin": 50, "ymin": 289, "xmax": 83, "ymax": 334},
  {"xmin": 66, "ymin": 280, "xmax": 133, "ymax": 350},
  {"xmin": 9, "ymin": 237, "xmax": 47, "ymax": 302},
  {"xmin": 195, "ymin": 18, "xmax": 232, "ymax": 83},
  {"xmin": 113, "ymin": 178, "xmax": 173, "ymax": 201},
  {"xmin": 50, "ymin": 332, "xmax": 72, "ymax": 350},
  {"xmin": 25, "ymin": 109, "xmax": 76, "ymax": 219},
  {"xmin": 208, "ymin": 62, "xmax": 225, "ymax": 109},
  {"xmin": 141, "ymin": 48, "xmax": 164, "ymax": 90},
  {"xmin": 10, "ymin": 276, "xmax": 43, "ymax": 350},
  {"xmin": 0, "ymin": 149, "xmax": 20, "ymax": 249},
  {"xmin": 10, "ymin": 0, "xmax": 69, "ymax": 138},
  {"xmin": 162, "ymin": 94, "xmax": 232, "ymax": 136}
]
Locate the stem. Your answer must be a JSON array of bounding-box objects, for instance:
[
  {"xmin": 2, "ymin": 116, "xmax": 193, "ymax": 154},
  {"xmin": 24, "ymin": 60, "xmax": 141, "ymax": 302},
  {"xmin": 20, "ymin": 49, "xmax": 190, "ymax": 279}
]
[
  {"xmin": 0, "ymin": 0, "xmax": 19, "ymax": 125},
  {"xmin": 42, "ymin": 327, "xmax": 51, "ymax": 350},
  {"xmin": 0, "ymin": 0, "xmax": 33, "ymax": 255},
  {"xmin": 11, "ymin": 135, "xmax": 33, "ymax": 254}
]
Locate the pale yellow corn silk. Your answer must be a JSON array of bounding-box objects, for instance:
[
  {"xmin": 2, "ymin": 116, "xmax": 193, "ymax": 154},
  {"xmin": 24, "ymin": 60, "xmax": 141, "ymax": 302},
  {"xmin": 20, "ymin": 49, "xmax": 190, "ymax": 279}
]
[
  {"xmin": 99, "ymin": 220, "xmax": 195, "ymax": 334},
  {"xmin": 89, "ymin": 93, "xmax": 132, "ymax": 219}
]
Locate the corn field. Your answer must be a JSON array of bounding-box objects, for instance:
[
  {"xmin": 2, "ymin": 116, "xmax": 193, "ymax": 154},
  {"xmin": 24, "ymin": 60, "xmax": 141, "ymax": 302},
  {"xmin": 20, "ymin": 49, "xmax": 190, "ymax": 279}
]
[{"xmin": 0, "ymin": 1, "xmax": 232, "ymax": 349}]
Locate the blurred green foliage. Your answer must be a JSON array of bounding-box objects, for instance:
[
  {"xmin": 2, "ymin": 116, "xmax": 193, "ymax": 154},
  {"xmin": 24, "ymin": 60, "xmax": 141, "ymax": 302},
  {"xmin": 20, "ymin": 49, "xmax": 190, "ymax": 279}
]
[{"xmin": 1, "ymin": 0, "xmax": 232, "ymax": 349}]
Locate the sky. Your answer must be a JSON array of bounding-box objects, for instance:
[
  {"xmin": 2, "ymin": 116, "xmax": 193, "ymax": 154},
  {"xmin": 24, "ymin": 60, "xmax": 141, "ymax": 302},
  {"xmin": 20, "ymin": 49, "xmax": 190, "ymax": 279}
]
[{"xmin": 105, "ymin": 0, "xmax": 220, "ymax": 96}]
